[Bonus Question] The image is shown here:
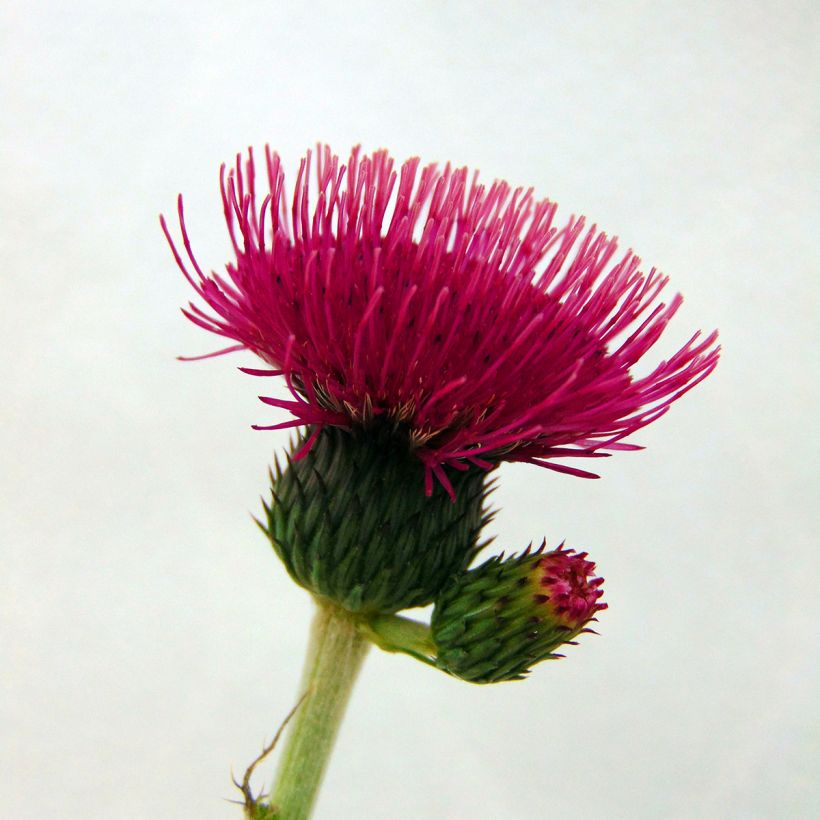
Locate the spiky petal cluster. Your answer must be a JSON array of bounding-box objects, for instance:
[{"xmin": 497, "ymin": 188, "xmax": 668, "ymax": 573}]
[
  {"xmin": 162, "ymin": 146, "xmax": 719, "ymax": 495},
  {"xmin": 431, "ymin": 545, "xmax": 606, "ymax": 683}
]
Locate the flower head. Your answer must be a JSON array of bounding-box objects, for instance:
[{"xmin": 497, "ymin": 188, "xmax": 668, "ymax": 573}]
[
  {"xmin": 162, "ymin": 145, "xmax": 719, "ymax": 495},
  {"xmin": 431, "ymin": 544, "xmax": 606, "ymax": 683}
]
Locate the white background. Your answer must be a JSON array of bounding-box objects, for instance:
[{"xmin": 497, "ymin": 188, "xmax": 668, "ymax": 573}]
[{"xmin": 2, "ymin": 2, "xmax": 817, "ymax": 818}]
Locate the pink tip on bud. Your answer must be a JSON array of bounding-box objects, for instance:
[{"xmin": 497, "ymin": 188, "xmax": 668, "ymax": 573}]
[{"xmin": 533, "ymin": 548, "xmax": 607, "ymax": 629}]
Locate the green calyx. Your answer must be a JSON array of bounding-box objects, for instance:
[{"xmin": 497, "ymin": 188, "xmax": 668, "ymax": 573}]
[
  {"xmin": 260, "ymin": 423, "xmax": 493, "ymax": 614},
  {"xmin": 431, "ymin": 551, "xmax": 582, "ymax": 683}
]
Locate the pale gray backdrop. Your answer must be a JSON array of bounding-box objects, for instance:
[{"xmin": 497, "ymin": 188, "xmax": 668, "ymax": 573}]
[{"xmin": 2, "ymin": 2, "xmax": 817, "ymax": 818}]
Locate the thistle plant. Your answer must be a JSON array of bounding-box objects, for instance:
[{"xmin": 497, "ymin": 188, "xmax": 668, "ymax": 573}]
[{"xmin": 161, "ymin": 145, "xmax": 719, "ymax": 819}]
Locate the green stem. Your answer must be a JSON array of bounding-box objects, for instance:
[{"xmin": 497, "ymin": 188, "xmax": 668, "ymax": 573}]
[
  {"xmin": 363, "ymin": 613, "xmax": 438, "ymax": 667},
  {"xmin": 265, "ymin": 601, "xmax": 370, "ymax": 820}
]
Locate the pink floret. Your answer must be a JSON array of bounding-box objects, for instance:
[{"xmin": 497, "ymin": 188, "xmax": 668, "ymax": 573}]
[{"xmin": 536, "ymin": 549, "xmax": 607, "ymax": 629}]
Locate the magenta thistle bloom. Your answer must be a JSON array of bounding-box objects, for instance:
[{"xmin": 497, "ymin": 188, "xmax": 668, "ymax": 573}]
[{"xmin": 162, "ymin": 145, "xmax": 719, "ymax": 496}]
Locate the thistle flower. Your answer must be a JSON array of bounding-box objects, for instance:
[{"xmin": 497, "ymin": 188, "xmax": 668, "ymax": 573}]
[
  {"xmin": 161, "ymin": 145, "xmax": 719, "ymax": 498},
  {"xmin": 431, "ymin": 545, "xmax": 606, "ymax": 683},
  {"xmin": 162, "ymin": 147, "xmax": 718, "ymax": 817}
]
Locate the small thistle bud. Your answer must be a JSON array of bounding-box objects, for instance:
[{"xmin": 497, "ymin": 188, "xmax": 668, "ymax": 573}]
[{"xmin": 431, "ymin": 545, "xmax": 606, "ymax": 683}]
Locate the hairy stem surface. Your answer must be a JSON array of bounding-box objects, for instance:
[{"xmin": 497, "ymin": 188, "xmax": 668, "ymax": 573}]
[{"xmin": 266, "ymin": 602, "xmax": 370, "ymax": 820}]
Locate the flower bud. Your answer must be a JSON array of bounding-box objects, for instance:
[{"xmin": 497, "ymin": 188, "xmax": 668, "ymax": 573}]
[
  {"xmin": 431, "ymin": 545, "xmax": 606, "ymax": 683},
  {"xmin": 260, "ymin": 424, "xmax": 493, "ymax": 614}
]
